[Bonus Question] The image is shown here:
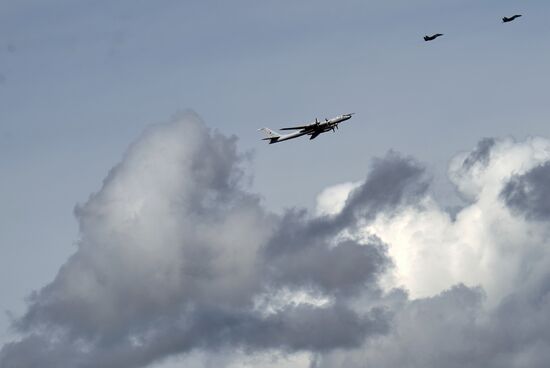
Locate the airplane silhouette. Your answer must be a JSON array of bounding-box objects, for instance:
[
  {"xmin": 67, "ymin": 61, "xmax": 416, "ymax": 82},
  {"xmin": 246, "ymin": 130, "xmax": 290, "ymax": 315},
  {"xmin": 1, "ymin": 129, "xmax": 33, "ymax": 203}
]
[
  {"xmin": 424, "ymin": 33, "xmax": 444, "ymax": 42},
  {"xmin": 259, "ymin": 113, "xmax": 354, "ymax": 144},
  {"xmin": 503, "ymin": 15, "xmax": 522, "ymax": 23}
]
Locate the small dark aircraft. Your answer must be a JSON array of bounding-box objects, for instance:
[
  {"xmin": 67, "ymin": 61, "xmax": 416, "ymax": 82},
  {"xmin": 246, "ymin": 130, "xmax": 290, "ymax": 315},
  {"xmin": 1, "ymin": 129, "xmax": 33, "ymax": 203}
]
[
  {"xmin": 424, "ymin": 33, "xmax": 444, "ymax": 42},
  {"xmin": 502, "ymin": 14, "xmax": 522, "ymax": 23}
]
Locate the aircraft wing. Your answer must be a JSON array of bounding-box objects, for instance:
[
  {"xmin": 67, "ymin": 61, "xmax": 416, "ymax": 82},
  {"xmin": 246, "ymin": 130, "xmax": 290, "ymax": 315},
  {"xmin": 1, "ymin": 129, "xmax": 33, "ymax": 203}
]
[
  {"xmin": 280, "ymin": 124, "xmax": 315, "ymax": 131},
  {"xmin": 309, "ymin": 131, "xmax": 322, "ymax": 140}
]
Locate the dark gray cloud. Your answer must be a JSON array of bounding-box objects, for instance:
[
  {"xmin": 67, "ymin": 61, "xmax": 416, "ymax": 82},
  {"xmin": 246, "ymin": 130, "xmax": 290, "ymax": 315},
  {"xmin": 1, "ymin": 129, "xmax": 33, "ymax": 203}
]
[
  {"xmin": 268, "ymin": 237, "xmax": 389, "ymax": 296},
  {"xmin": 341, "ymin": 151, "xmax": 429, "ymax": 222},
  {"xmin": 262, "ymin": 151, "xmax": 428, "ymax": 298},
  {"xmin": 450, "ymin": 137, "xmax": 498, "ymax": 203},
  {"xmin": 501, "ymin": 161, "xmax": 550, "ymax": 221},
  {"xmin": 2, "ymin": 304, "xmax": 388, "ymax": 368},
  {"xmin": 462, "ymin": 138, "xmax": 496, "ymax": 170},
  {"xmin": 1, "ymin": 113, "xmax": 429, "ymax": 368},
  {"xmin": 267, "ymin": 151, "xmax": 429, "ymax": 256},
  {"xmin": 314, "ymin": 280, "xmax": 550, "ymax": 368}
]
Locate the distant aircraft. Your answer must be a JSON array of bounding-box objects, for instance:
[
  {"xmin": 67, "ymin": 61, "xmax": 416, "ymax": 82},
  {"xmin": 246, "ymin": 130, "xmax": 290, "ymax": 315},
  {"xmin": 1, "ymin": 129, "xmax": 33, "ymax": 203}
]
[
  {"xmin": 259, "ymin": 113, "xmax": 355, "ymax": 144},
  {"xmin": 502, "ymin": 14, "xmax": 522, "ymax": 23},
  {"xmin": 424, "ymin": 33, "xmax": 444, "ymax": 42}
]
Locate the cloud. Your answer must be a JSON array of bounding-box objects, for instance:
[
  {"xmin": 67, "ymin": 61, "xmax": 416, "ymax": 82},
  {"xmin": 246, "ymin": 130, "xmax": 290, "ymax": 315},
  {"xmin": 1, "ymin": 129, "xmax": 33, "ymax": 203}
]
[
  {"xmin": 2, "ymin": 112, "xmax": 426, "ymax": 368},
  {"xmin": 264, "ymin": 151, "xmax": 429, "ymax": 297},
  {"xmin": 501, "ymin": 161, "xmax": 550, "ymax": 220},
  {"xmin": 4, "ymin": 115, "xmax": 550, "ymax": 368},
  {"xmin": 461, "ymin": 137, "xmax": 496, "ymax": 170},
  {"xmin": 338, "ymin": 151, "xmax": 429, "ymax": 224},
  {"xmin": 315, "ymin": 275, "xmax": 550, "ymax": 368},
  {"xmin": 312, "ymin": 137, "xmax": 550, "ymax": 368},
  {"xmin": 311, "ymin": 137, "xmax": 550, "ymax": 301}
]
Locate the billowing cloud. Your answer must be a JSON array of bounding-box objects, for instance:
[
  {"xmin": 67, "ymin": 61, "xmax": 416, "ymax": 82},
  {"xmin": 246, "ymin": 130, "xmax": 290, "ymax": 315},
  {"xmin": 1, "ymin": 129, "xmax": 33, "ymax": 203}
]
[
  {"xmin": 4, "ymin": 115, "xmax": 550, "ymax": 368},
  {"xmin": 501, "ymin": 161, "xmax": 550, "ymax": 221},
  {"xmin": 315, "ymin": 275, "xmax": 550, "ymax": 368},
  {"xmin": 1, "ymin": 112, "xmax": 425, "ymax": 368},
  {"xmin": 461, "ymin": 137, "xmax": 496, "ymax": 171},
  {"xmin": 313, "ymin": 137, "xmax": 550, "ymax": 301},
  {"xmin": 313, "ymin": 137, "xmax": 550, "ymax": 368}
]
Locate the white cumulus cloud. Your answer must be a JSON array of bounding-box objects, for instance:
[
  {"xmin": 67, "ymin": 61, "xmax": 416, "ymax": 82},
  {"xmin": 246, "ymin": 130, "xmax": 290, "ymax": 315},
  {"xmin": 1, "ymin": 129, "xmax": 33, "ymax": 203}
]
[{"xmin": 4, "ymin": 114, "xmax": 550, "ymax": 368}]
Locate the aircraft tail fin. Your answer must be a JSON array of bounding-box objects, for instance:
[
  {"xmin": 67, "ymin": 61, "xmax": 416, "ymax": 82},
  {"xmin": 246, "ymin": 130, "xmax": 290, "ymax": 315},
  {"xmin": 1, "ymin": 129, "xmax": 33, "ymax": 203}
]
[{"xmin": 258, "ymin": 128, "xmax": 281, "ymax": 144}]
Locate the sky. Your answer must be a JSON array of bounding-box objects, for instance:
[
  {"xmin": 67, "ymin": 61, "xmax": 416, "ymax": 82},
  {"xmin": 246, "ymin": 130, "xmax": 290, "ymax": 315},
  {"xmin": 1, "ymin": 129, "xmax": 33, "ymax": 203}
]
[{"xmin": 1, "ymin": 1, "xmax": 550, "ymax": 367}]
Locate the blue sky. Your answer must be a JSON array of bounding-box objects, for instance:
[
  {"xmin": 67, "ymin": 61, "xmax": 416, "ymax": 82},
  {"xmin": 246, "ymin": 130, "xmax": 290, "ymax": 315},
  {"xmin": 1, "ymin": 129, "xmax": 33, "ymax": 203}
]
[{"xmin": 1, "ymin": 0, "xmax": 550, "ymax": 364}]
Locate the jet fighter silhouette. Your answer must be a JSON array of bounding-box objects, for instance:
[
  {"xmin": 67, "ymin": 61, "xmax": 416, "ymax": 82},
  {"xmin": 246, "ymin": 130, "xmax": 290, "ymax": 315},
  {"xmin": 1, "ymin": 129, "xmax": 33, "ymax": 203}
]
[{"xmin": 424, "ymin": 33, "xmax": 444, "ymax": 42}]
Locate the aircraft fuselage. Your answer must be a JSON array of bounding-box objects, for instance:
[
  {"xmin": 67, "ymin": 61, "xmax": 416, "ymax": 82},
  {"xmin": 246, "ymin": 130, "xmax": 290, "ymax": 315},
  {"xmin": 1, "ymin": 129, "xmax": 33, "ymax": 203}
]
[{"xmin": 266, "ymin": 114, "xmax": 353, "ymax": 143}]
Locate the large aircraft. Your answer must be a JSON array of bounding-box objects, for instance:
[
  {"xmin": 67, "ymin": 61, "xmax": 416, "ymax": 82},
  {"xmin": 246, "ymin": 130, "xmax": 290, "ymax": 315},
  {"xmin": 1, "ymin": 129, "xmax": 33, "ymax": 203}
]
[{"xmin": 259, "ymin": 113, "xmax": 354, "ymax": 144}]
